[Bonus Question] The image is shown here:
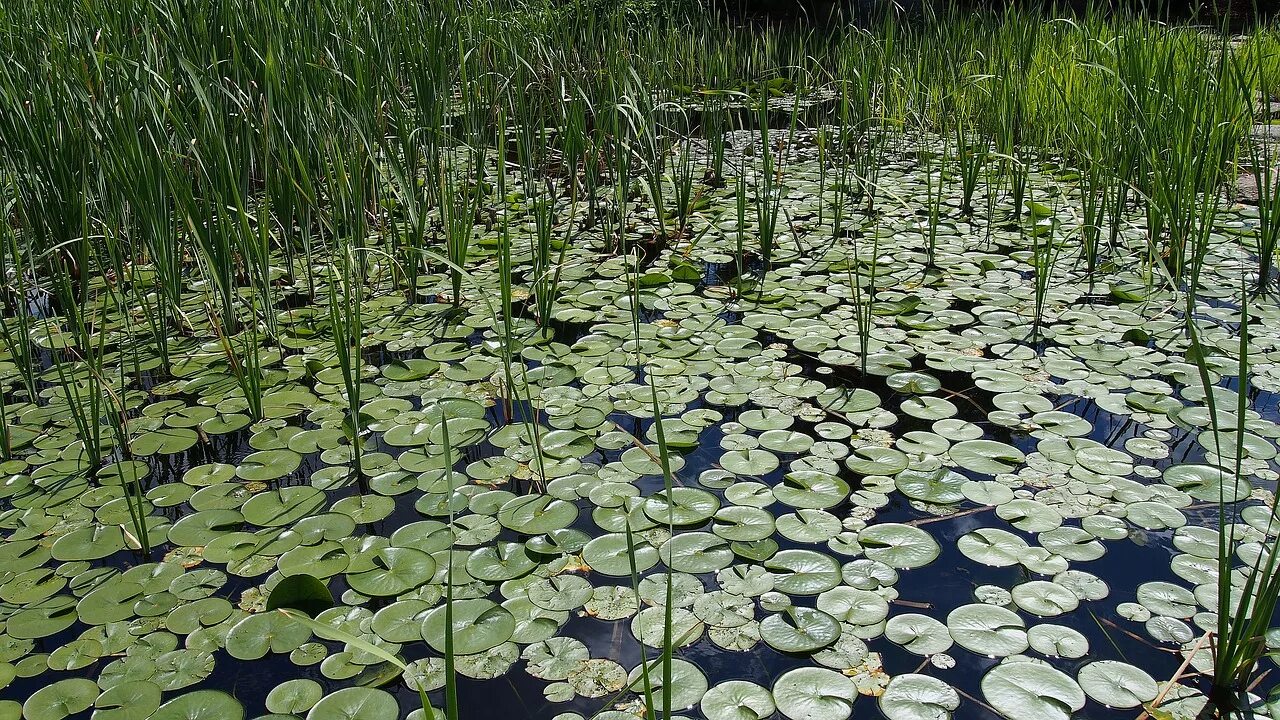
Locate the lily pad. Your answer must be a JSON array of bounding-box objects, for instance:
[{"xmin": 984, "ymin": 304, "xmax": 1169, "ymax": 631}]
[
  {"xmin": 879, "ymin": 674, "xmax": 960, "ymax": 720},
  {"xmin": 772, "ymin": 667, "xmax": 856, "ymax": 720}
]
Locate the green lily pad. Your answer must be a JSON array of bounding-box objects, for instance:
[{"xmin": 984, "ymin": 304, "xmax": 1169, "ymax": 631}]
[
  {"xmin": 949, "ymin": 440, "xmax": 1025, "ymax": 475},
  {"xmin": 225, "ymin": 611, "xmax": 310, "ymax": 660},
  {"xmin": 772, "ymin": 666, "xmax": 856, "ymax": 720},
  {"xmin": 349, "ymin": 547, "xmax": 437, "ymax": 596},
  {"xmin": 946, "ymin": 604, "xmax": 1027, "ymax": 657},
  {"xmin": 980, "ymin": 662, "xmax": 1083, "ymax": 720},
  {"xmin": 150, "ymin": 690, "xmax": 244, "ymax": 720},
  {"xmin": 700, "ymin": 680, "xmax": 775, "ymax": 720},
  {"xmin": 421, "ymin": 598, "xmax": 515, "ymax": 654},
  {"xmin": 879, "ymin": 674, "xmax": 960, "ymax": 720},
  {"xmin": 1077, "ymin": 660, "xmax": 1157, "ymax": 708},
  {"xmin": 721, "ymin": 449, "xmax": 780, "ymax": 476},
  {"xmin": 761, "ymin": 606, "xmax": 841, "ymax": 653},
  {"xmin": 626, "ymin": 658, "xmax": 708, "ymax": 711},
  {"xmin": 93, "ymin": 680, "xmax": 162, "ymax": 720},
  {"xmin": 266, "ymin": 679, "xmax": 324, "ymax": 714},
  {"xmin": 765, "ymin": 550, "xmax": 842, "ymax": 595},
  {"xmin": 885, "ymin": 613, "xmax": 952, "ymax": 656},
  {"xmin": 858, "ymin": 524, "xmax": 939, "ymax": 569},
  {"xmin": 22, "ymin": 678, "xmax": 98, "ymax": 720},
  {"xmin": 306, "ymin": 688, "xmax": 397, "ymax": 720}
]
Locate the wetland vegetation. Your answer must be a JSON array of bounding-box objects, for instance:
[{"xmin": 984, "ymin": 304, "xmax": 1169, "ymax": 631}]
[{"xmin": 2, "ymin": 1, "xmax": 1280, "ymax": 718}]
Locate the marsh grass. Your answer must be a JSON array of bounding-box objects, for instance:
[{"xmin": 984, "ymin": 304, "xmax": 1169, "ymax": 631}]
[{"xmin": 3, "ymin": 0, "xmax": 1280, "ymax": 714}]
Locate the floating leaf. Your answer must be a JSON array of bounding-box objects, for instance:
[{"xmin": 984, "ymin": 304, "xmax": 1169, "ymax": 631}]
[
  {"xmin": 946, "ymin": 604, "xmax": 1027, "ymax": 657},
  {"xmin": 700, "ymin": 680, "xmax": 775, "ymax": 720},
  {"xmin": 980, "ymin": 662, "xmax": 1083, "ymax": 720},
  {"xmin": 1077, "ymin": 660, "xmax": 1158, "ymax": 708},
  {"xmin": 761, "ymin": 607, "xmax": 841, "ymax": 653},
  {"xmin": 879, "ymin": 674, "xmax": 960, "ymax": 720},
  {"xmin": 421, "ymin": 598, "xmax": 515, "ymax": 655},
  {"xmin": 22, "ymin": 678, "xmax": 98, "ymax": 720},
  {"xmin": 772, "ymin": 667, "xmax": 857, "ymax": 720},
  {"xmin": 305, "ymin": 687, "xmax": 397, "ymax": 720}
]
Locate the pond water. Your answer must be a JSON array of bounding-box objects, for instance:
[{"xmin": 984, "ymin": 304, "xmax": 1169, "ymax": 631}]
[{"xmin": 1, "ymin": 128, "xmax": 1277, "ymax": 720}]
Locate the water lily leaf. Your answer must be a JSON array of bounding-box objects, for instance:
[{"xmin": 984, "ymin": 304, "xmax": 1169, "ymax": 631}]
[
  {"xmin": 1038, "ymin": 527, "xmax": 1104, "ymax": 562},
  {"xmin": 1027, "ymin": 624, "xmax": 1088, "ymax": 658},
  {"xmin": 980, "ymin": 662, "xmax": 1083, "ymax": 720},
  {"xmin": 1053, "ymin": 570, "xmax": 1109, "ymax": 601},
  {"xmin": 527, "ymin": 575, "xmax": 594, "ymax": 611},
  {"xmin": 46, "ymin": 638, "xmax": 102, "ymax": 671},
  {"xmin": 816, "ymin": 587, "xmax": 889, "ymax": 626},
  {"xmin": 879, "ymin": 674, "xmax": 960, "ymax": 720},
  {"xmin": 884, "ymin": 613, "xmax": 952, "ymax": 656},
  {"xmin": 712, "ymin": 505, "xmax": 776, "ymax": 542},
  {"xmin": 150, "ymin": 690, "xmax": 244, "ymax": 720},
  {"xmin": 700, "ymin": 680, "xmax": 775, "ymax": 720},
  {"xmin": 236, "ymin": 449, "xmax": 302, "ymax": 482},
  {"xmin": 946, "ymin": 604, "xmax": 1027, "ymax": 657},
  {"xmin": 458, "ymin": 642, "xmax": 519, "ymax": 680},
  {"xmin": 459, "ymin": 541, "xmax": 531, "ymax": 582},
  {"xmin": 567, "ymin": 658, "xmax": 626, "ymax": 697},
  {"xmin": 225, "ymin": 611, "xmax": 310, "ymax": 660},
  {"xmin": 900, "ymin": 395, "xmax": 958, "ymax": 420},
  {"xmin": 627, "ymin": 658, "xmax": 708, "ymax": 710},
  {"xmin": 778, "ymin": 509, "xmax": 842, "ymax": 543},
  {"xmin": 420, "ymin": 598, "xmax": 515, "ymax": 654},
  {"xmin": 498, "ymin": 494, "xmax": 578, "ymax": 534},
  {"xmin": 692, "ymin": 590, "xmax": 755, "ymax": 628},
  {"xmin": 660, "ymin": 532, "xmax": 734, "ymax": 574},
  {"xmin": 8, "ymin": 596, "xmax": 77, "ymax": 638},
  {"xmin": 858, "ymin": 524, "xmax": 939, "ymax": 569},
  {"xmin": 523, "ymin": 637, "xmax": 589, "ymax": 681},
  {"xmin": 895, "ymin": 467, "xmax": 966, "ymax": 504},
  {"xmin": 132, "ymin": 427, "xmax": 199, "ymax": 456},
  {"xmin": 21, "ymin": 678, "xmax": 98, "ymax": 720},
  {"xmin": 886, "ymin": 372, "xmax": 942, "ymax": 394},
  {"xmin": 766, "ymin": 550, "xmax": 842, "ymax": 595},
  {"xmin": 721, "ymin": 449, "xmax": 780, "ymax": 476},
  {"xmin": 1011, "ymin": 580, "xmax": 1079, "ymax": 617},
  {"xmin": 1145, "ymin": 616, "xmax": 1194, "ymax": 644},
  {"xmin": 51, "ymin": 524, "xmax": 126, "ymax": 562},
  {"xmin": 581, "ymin": 533, "xmax": 658, "ymax": 576},
  {"xmin": 1136, "ymin": 582, "xmax": 1196, "ymax": 618},
  {"xmin": 583, "ymin": 586, "xmax": 640, "ymax": 620},
  {"xmin": 526, "ymin": 528, "xmax": 591, "ymax": 556},
  {"xmin": 732, "ymin": 538, "xmax": 779, "ymax": 561},
  {"xmin": 761, "ymin": 606, "xmax": 841, "ymax": 653},
  {"xmin": 540, "ymin": 429, "xmax": 595, "ymax": 459},
  {"xmin": 92, "ymin": 680, "xmax": 162, "ymax": 720},
  {"xmin": 1162, "ymin": 464, "xmax": 1251, "ymax": 502},
  {"xmin": 772, "ymin": 666, "xmax": 856, "ymax": 720},
  {"xmin": 349, "ymin": 547, "xmax": 437, "ymax": 596},
  {"xmin": 949, "ymin": 440, "xmax": 1025, "ymax": 475},
  {"xmin": 644, "ymin": 487, "xmax": 721, "ymax": 525},
  {"xmin": 241, "ymin": 486, "xmax": 325, "ymax": 527},
  {"xmin": 957, "ymin": 528, "xmax": 1027, "ymax": 567},
  {"xmin": 1126, "ymin": 501, "xmax": 1186, "ymax": 531},
  {"xmin": 740, "ymin": 408, "xmax": 794, "ymax": 431},
  {"xmin": 995, "ymin": 499, "xmax": 1062, "ymax": 533},
  {"xmin": 278, "ymin": 540, "xmax": 349, "ymax": 578},
  {"xmin": 1077, "ymin": 661, "xmax": 1157, "ymax": 708},
  {"xmin": 844, "ymin": 447, "xmax": 909, "ymax": 476},
  {"xmin": 266, "ymin": 678, "xmax": 324, "ymax": 714},
  {"xmin": 775, "ymin": 472, "xmax": 850, "ymax": 509},
  {"xmin": 306, "ymin": 687, "xmax": 397, "ymax": 720}
]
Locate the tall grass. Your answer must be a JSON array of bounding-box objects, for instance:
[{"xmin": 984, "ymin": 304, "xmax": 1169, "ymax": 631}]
[{"xmin": 1, "ymin": 1, "xmax": 1279, "ymax": 712}]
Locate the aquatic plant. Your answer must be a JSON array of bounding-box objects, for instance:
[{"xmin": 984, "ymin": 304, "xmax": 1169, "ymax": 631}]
[{"xmin": 0, "ymin": 4, "xmax": 1277, "ymax": 720}]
